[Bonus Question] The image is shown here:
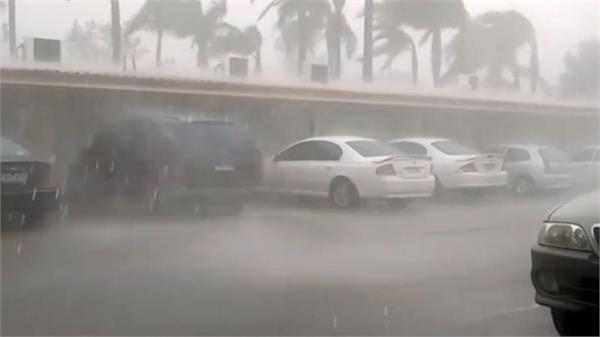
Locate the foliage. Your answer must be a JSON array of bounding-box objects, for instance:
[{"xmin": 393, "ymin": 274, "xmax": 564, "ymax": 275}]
[
  {"xmin": 444, "ymin": 10, "xmax": 539, "ymax": 92},
  {"xmin": 560, "ymin": 39, "xmax": 599, "ymax": 98},
  {"xmin": 65, "ymin": 20, "xmax": 148, "ymax": 64}
]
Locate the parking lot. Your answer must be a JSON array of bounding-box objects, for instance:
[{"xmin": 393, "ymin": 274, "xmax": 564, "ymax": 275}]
[{"xmin": 1, "ymin": 192, "xmax": 570, "ymax": 336}]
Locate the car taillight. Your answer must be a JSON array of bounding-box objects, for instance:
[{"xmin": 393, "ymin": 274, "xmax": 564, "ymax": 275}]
[
  {"xmin": 457, "ymin": 162, "xmax": 477, "ymax": 173},
  {"xmin": 376, "ymin": 163, "xmax": 396, "ymax": 176}
]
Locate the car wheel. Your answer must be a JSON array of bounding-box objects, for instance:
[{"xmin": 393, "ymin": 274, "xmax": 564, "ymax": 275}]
[
  {"xmin": 329, "ymin": 178, "xmax": 359, "ymax": 209},
  {"xmin": 513, "ymin": 176, "xmax": 535, "ymax": 196},
  {"xmin": 551, "ymin": 308, "xmax": 599, "ymax": 336}
]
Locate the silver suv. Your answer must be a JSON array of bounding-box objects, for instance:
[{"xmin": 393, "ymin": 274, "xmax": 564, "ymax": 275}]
[{"xmin": 489, "ymin": 144, "xmax": 572, "ymax": 195}]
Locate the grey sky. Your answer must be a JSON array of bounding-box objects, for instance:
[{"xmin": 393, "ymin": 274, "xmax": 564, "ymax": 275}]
[{"xmin": 3, "ymin": 0, "xmax": 599, "ymax": 85}]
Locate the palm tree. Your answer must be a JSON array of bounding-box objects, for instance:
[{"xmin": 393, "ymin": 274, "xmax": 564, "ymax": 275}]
[
  {"xmin": 185, "ymin": 0, "xmax": 227, "ymax": 68},
  {"xmin": 371, "ymin": 19, "xmax": 418, "ymax": 84},
  {"xmin": 110, "ymin": 0, "xmax": 122, "ymax": 64},
  {"xmin": 125, "ymin": 0, "xmax": 192, "ymax": 66},
  {"xmin": 379, "ymin": 0, "xmax": 467, "ymax": 86},
  {"xmin": 8, "ymin": 0, "xmax": 15, "ymax": 57},
  {"xmin": 255, "ymin": 0, "xmax": 329, "ymax": 75},
  {"xmin": 362, "ymin": 0, "xmax": 373, "ymax": 81},
  {"xmin": 209, "ymin": 24, "xmax": 263, "ymax": 73},
  {"xmin": 560, "ymin": 39, "xmax": 599, "ymax": 98},
  {"xmin": 444, "ymin": 10, "xmax": 539, "ymax": 92},
  {"xmin": 326, "ymin": 0, "xmax": 357, "ymax": 80}
]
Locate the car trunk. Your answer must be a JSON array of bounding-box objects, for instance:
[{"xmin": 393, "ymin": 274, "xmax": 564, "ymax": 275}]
[
  {"xmin": 166, "ymin": 122, "xmax": 262, "ymax": 189},
  {"xmin": 373, "ymin": 155, "xmax": 432, "ymax": 179},
  {"xmin": 1, "ymin": 159, "xmax": 51, "ymax": 193},
  {"xmin": 456, "ymin": 153, "xmax": 504, "ymax": 173}
]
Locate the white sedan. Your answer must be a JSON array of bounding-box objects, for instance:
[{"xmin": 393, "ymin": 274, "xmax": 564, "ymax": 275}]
[
  {"xmin": 263, "ymin": 136, "xmax": 436, "ymax": 208},
  {"xmin": 388, "ymin": 137, "xmax": 507, "ymax": 190}
]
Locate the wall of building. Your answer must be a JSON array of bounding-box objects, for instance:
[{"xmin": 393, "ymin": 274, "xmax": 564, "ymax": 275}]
[{"xmin": 2, "ymin": 83, "xmax": 598, "ymax": 179}]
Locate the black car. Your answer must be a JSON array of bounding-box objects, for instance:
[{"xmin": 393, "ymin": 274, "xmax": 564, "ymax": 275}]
[
  {"xmin": 1, "ymin": 137, "xmax": 60, "ymax": 228},
  {"xmin": 531, "ymin": 191, "xmax": 599, "ymax": 336},
  {"xmin": 65, "ymin": 117, "xmax": 262, "ymax": 215}
]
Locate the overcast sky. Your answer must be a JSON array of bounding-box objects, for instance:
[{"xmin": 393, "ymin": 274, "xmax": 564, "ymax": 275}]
[{"xmin": 3, "ymin": 0, "xmax": 600, "ymax": 85}]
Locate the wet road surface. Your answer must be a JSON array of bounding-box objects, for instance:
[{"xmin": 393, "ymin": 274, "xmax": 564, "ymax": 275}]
[{"xmin": 2, "ymin": 194, "xmax": 565, "ymax": 335}]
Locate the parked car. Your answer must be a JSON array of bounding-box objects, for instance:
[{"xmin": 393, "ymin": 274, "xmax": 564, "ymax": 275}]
[
  {"xmin": 1, "ymin": 137, "xmax": 60, "ymax": 228},
  {"xmin": 487, "ymin": 144, "xmax": 572, "ymax": 195},
  {"xmin": 65, "ymin": 117, "xmax": 262, "ymax": 215},
  {"xmin": 568, "ymin": 145, "xmax": 600, "ymax": 190},
  {"xmin": 388, "ymin": 138, "xmax": 507, "ymax": 192},
  {"xmin": 530, "ymin": 191, "xmax": 599, "ymax": 336},
  {"xmin": 262, "ymin": 136, "xmax": 435, "ymax": 208}
]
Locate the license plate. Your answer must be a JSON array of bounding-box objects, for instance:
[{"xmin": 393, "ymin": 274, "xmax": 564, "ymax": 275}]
[
  {"xmin": 405, "ymin": 167, "xmax": 422, "ymax": 174},
  {"xmin": 1, "ymin": 172, "xmax": 28, "ymax": 184},
  {"xmin": 214, "ymin": 165, "xmax": 234, "ymax": 172}
]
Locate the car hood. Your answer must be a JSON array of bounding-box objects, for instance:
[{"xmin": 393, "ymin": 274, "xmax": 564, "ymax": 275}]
[{"xmin": 547, "ymin": 190, "xmax": 600, "ymax": 228}]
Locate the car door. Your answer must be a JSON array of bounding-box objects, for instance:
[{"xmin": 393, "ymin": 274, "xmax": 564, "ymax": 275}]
[
  {"xmin": 579, "ymin": 149, "xmax": 600, "ymax": 185},
  {"xmin": 503, "ymin": 147, "xmax": 533, "ymax": 181},
  {"xmin": 270, "ymin": 141, "xmax": 311, "ymax": 193},
  {"xmin": 301, "ymin": 141, "xmax": 343, "ymax": 194}
]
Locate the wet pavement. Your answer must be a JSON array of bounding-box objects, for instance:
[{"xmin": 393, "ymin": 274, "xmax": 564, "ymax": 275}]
[{"xmin": 2, "ymin": 193, "xmax": 564, "ymax": 335}]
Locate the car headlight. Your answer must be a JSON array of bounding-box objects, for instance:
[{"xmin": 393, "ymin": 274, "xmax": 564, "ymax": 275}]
[{"xmin": 538, "ymin": 223, "xmax": 591, "ymax": 252}]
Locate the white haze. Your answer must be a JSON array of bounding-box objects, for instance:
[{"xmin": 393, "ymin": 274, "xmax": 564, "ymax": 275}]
[{"xmin": 1, "ymin": 0, "xmax": 599, "ymax": 86}]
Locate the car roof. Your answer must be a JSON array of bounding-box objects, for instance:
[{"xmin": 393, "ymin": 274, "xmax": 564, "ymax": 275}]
[
  {"xmin": 296, "ymin": 136, "xmax": 376, "ymax": 143},
  {"xmin": 497, "ymin": 144, "xmax": 548, "ymax": 150},
  {"xmin": 582, "ymin": 145, "xmax": 600, "ymax": 150},
  {"xmin": 388, "ymin": 137, "xmax": 450, "ymax": 144}
]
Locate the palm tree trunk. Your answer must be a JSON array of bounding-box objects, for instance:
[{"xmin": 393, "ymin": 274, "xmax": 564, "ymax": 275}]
[
  {"xmin": 487, "ymin": 65, "xmax": 503, "ymax": 88},
  {"xmin": 8, "ymin": 0, "xmax": 16, "ymax": 57},
  {"xmin": 334, "ymin": 39, "xmax": 341, "ymax": 79},
  {"xmin": 362, "ymin": 0, "xmax": 373, "ymax": 82},
  {"xmin": 327, "ymin": 36, "xmax": 341, "ymax": 80},
  {"xmin": 110, "ymin": 0, "xmax": 122, "ymax": 65},
  {"xmin": 297, "ymin": 9, "xmax": 307, "ymax": 75},
  {"xmin": 410, "ymin": 40, "xmax": 419, "ymax": 85},
  {"xmin": 254, "ymin": 49, "xmax": 262, "ymax": 74},
  {"xmin": 512, "ymin": 64, "xmax": 520, "ymax": 89},
  {"xmin": 431, "ymin": 28, "xmax": 441, "ymax": 86},
  {"xmin": 196, "ymin": 40, "xmax": 208, "ymax": 68},
  {"xmin": 155, "ymin": 28, "xmax": 163, "ymax": 67},
  {"xmin": 529, "ymin": 33, "xmax": 539, "ymax": 93}
]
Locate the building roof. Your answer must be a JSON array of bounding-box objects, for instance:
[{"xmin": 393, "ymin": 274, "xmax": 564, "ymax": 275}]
[{"xmin": 1, "ymin": 66, "xmax": 598, "ymax": 116}]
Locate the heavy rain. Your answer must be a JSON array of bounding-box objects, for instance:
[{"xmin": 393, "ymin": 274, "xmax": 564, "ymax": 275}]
[{"xmin": 1, "ymin": 0, "xmax": 599, "ymax": 336}]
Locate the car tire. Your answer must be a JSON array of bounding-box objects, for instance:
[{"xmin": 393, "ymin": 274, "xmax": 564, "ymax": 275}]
[
  {"xmin": 513, "ymin": 175, "xmax": 535, "ymax": 196},
  {"xmin": 329, "ymin": 178, "xmax": 359, "ymax": 209},
  {"xmin": 551, "ymin": 308, "xmax": 599, "ymax": 336}
]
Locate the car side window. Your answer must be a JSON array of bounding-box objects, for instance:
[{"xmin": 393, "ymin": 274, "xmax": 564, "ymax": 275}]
[
  {"xmin": 390, "ymin": 141, "xmax": 428, "ymax": 155},
  {"xmin": 505, "ymin": 148, "xmax": 530, "ymax": 162},
  {"xmin": 277, "ymin": 142, "xmax": 309, "ymax": 161},
  {"xmin": 314, "ymin": 141, "xmax": 343, "ymax": 161},
  {"xmin": 277, "ymin": 141, "xmax": 343, "ymax": 161},
  {"xmin": 571, "ymin": 149, "xmax": 594, "ymax": 162}
]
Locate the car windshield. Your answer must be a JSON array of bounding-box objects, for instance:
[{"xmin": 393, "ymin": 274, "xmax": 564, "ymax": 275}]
[
  {"xmin": 431, "ymin": 140, "xmax": 478, "ymax": 155},
  {"xmin": 0, "ymin": 138, "xmax": 30, "ymax": 157},
  {"xmin": 539, "ymin": 147, "xmax": 568, "ymax": 162},
  {"xmin": 346, "ymin": 140, "xmax": 400, "ymax": 157}
]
